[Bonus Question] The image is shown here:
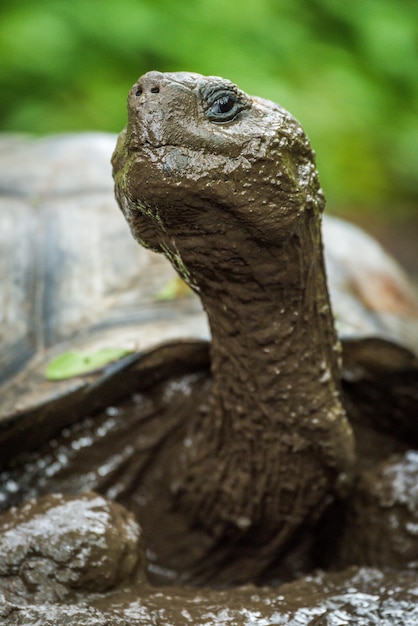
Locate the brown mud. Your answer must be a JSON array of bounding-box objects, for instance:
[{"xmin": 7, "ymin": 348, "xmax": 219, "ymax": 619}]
[{"xmin": 2, "ymin": 493, "xmax": 418, "ymax": 625}]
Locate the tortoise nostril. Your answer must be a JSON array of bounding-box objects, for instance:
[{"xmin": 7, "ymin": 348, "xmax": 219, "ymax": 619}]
[{"xmin": 133, "ymin": 73, "xmax": 163, "ymax": 98}]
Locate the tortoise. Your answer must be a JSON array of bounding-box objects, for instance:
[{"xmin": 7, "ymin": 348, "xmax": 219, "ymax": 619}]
[{"xmin": 0, "ymin": 71, "xmax": 418, "ymax": 598}]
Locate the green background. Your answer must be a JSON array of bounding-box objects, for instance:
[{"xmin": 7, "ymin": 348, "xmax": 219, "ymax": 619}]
[{"xmin": 1, "ymin": 0, "xmax": 417, "ymax": 223}]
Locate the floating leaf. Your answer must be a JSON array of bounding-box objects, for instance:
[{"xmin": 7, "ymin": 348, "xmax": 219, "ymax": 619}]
[
  {"xmin": 45, "ymin": 347, "xmax": 133, "ymax": 381},
  {"xmin": 155, "ymin": 276, "xmax": 192, "ymax": 301}
]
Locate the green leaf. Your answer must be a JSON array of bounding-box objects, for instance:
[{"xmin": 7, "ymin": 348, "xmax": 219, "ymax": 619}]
[{"xmin": 45, "ymin": 347, "xmax": 133, "ymax": 381}]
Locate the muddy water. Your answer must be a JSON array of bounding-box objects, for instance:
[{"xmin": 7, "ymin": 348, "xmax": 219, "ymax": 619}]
[
  {"xmin": 3, "ymin": 568, "xmax": 418, "ymax": 624},
  {"xmin": 1, "ymin": 492, "xmax": 418, "ymax": 624}
]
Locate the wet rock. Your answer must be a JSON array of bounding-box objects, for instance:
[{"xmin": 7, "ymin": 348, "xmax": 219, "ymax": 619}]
[
  {"xmin": 0, "ymin": 492, "xmax": 144, "ymax": 603},
  {"xmin": 277, "ymin": 567, "xmax": 418, "ymax": 625}
]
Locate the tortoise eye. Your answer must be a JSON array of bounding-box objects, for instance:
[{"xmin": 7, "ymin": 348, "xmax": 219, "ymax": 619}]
[
  {"xmin": 206, "ymin": 92, "xmax": 244, "ymax": 123},
  {"xmin": 213, "ymin": 95, "xmax": 235, "ymax": 114}
]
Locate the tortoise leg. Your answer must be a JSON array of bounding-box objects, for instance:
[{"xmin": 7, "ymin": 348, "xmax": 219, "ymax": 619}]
[
  {"xmin": 336, "ymin": 450, "xmax": 418, "ymax": 570},
  {"xmin": 0, "ymin": 492, "xmax": 145, "ymax": 604}
]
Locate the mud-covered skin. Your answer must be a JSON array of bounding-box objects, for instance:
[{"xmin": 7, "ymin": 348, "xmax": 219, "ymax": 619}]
[{"xmin": 113, "ymin": 71, "xmax": 354, "ymax": 581}]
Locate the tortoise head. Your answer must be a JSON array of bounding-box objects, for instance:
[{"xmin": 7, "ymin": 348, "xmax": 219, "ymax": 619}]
[{"xmin": 112, "ymin": 71, "xmax": 324, "ymax": 284}]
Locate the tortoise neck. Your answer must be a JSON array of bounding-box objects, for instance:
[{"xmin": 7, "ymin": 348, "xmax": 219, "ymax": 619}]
[
  {"xmin": 202, "ymin": 217, "xmax": 342, "ymax": 438},
  {"xmin": 174, "ymin": 213, "xmax": 354, "ymax": 551}
]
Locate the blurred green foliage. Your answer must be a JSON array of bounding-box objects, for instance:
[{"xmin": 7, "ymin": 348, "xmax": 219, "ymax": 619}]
[{"xmin": 0, "ymin": 0, "xmax": 417, "ymax": 214}]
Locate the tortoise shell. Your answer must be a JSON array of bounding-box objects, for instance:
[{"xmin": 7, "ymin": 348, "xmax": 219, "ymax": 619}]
[{"xmin": 1, "ymin": 133, "xmax": 416, "ymax": 458}]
